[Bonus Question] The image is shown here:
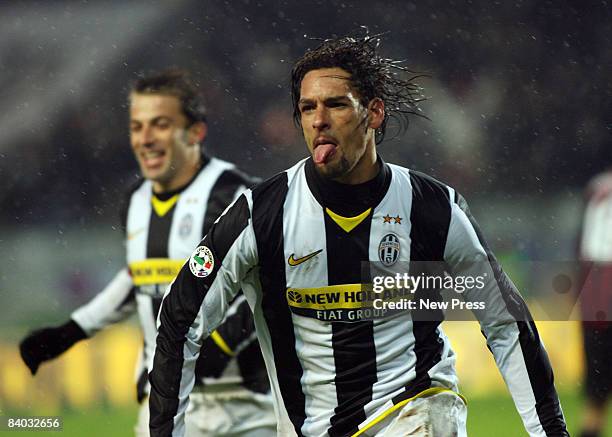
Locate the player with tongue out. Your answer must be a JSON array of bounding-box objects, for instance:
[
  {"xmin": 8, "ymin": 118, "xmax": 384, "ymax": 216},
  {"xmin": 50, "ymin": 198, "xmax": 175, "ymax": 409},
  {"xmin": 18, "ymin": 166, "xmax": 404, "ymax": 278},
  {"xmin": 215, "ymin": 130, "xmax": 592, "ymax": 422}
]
[
  {"xmin": 148, "ymin": 33, "xmax": 568, "ymax": 437},
  {"xmin": 298, "ymin": 66, "xmax": 384, "ymax": 186}
]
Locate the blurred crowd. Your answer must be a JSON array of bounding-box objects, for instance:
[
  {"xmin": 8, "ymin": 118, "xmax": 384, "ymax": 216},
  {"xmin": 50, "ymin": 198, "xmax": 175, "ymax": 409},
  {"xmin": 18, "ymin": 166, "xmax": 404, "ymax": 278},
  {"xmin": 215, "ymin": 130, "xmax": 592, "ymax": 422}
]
[{"xmin": 1, "ymin": 0, "xmax": 610, "ymax": 226}]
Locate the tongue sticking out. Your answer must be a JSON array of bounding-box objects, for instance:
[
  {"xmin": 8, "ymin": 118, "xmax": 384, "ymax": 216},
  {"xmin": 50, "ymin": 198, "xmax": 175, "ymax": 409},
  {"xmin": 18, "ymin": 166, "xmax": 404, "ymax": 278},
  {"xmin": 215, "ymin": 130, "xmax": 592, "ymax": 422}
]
[{"xmin": 314, "ymin": 144, "xmax": 336, "ymax": 164}]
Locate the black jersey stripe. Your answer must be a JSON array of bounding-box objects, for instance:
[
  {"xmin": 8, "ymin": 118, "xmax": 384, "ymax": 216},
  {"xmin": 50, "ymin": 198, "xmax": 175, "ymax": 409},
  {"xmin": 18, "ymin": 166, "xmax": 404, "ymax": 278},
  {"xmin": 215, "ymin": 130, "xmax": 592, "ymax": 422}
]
[
  {"xmin": 146, "ymin": 194, "xmax": 176, "ymax": 325},
  {"xmin": 326, "ymin": 211, "xmax": 377, "ymax": 437},
  {"xmin": 402, "ymin": 171, "xmax": 451, "ymax": 399},
  {"xmin": 151, "ymin": 296, "xmax": 163, "ymax": 329},
  {"xmin": 455, "ymin": 194, "xmax": 567, "ymax": 436},
  {"xmin": 251, "ymin": 172, "xmax": 306, "ymax": 436},
  {"xmin": 202, "ymin": 168, "xmax": 253, "ymax": 236},
  {"xmin": 407, "ymin": 171, "xmax": 451, "ymax": 262},
  {"xmin": 146, "ymin": 195, "xmax": 176, "ymax": 259},
  {"xmin": 149, "ymin": 193, "xmax": 251, "ymax": 436}
]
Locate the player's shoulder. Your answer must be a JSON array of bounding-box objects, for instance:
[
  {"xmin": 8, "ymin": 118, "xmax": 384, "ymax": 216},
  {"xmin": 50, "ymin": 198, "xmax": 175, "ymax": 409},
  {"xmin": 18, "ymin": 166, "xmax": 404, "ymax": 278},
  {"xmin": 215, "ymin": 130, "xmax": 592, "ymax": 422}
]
[
  {"xmin": 123, "ymin": 175, "xmax": 150, "ymax": 199},
  {"xmin": 250, "ymin": 158, "xmax": 307, "ymax": 201},
  {"xmin": 218, "ymin": 164, "xmax": 260, "ymax": 190},
  {"xmin": 197, "ymin": 156, "xmax": 259, "ymax": 190},
  {"xmin": 119, "ymin": 177, "xmax": 147, "ymax": 231},
  {"xmin": 388, "ymin": 163, "xmax": 455, "ymax": 204}
]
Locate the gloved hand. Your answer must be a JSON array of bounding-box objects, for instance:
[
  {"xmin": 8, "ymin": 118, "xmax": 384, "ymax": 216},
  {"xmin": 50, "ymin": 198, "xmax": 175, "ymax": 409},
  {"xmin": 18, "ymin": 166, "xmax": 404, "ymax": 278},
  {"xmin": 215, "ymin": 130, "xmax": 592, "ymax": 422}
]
[{"xmin": 19, "ymin": 320, "xmax": 87, "ymax": 375}]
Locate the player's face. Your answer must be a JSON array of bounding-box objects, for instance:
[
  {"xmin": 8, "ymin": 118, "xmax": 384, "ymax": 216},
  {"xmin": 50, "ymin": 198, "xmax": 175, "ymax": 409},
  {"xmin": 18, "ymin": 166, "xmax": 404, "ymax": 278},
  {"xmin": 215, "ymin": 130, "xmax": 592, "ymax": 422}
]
[
  {"xmin": 129, "ymin": 93, "xmax": 203, "ymax": 192},
  {"xmin": 298, "ymin": 67, "xmax": 384, "ymax": 184}
]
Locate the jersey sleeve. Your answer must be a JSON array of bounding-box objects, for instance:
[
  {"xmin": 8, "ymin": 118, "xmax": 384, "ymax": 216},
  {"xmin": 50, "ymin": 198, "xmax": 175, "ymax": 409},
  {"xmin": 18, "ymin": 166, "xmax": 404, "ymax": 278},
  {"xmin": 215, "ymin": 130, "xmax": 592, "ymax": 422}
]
[
  {"xmin": 444, "ymin": 192, "xmax": 568, "ymax": 437},
  {"xmin": 148, "ymin": 193, "xmax": 258, "ymax": 437},
  {"xmin": 70, "ymin": 268, "xmax": 136, "ymax": 336}
]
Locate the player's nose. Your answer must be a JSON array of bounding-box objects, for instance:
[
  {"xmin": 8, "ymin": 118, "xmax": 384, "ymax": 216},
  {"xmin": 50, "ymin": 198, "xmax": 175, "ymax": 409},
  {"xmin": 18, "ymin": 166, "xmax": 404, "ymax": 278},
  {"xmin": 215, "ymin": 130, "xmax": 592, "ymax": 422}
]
[
  {"xmin": 312, "ymin": 107, "xmax": 330, "ymax": 131},
  {"xmin": 140, "ymin": 125, "xmax": 155, "ymax": 145}
]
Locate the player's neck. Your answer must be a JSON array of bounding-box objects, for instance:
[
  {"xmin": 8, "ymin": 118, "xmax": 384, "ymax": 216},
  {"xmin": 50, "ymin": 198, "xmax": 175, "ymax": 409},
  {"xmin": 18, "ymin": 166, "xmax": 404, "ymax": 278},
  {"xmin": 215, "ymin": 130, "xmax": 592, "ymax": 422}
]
[{"xmin": 306, "ymin": 154, "xmax": 389, "ymax": 217}]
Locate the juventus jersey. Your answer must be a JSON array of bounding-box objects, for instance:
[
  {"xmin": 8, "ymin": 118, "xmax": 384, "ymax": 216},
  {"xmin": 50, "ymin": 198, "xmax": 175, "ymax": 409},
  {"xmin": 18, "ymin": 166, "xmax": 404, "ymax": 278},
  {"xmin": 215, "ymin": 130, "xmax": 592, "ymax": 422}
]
[
  {"xmin": 149, "ymin": 157, "xmax": 568, "ymax": 437},
  {"xmin": 71, "ymin": 155, "xmax": 268, "ymax": 399}
]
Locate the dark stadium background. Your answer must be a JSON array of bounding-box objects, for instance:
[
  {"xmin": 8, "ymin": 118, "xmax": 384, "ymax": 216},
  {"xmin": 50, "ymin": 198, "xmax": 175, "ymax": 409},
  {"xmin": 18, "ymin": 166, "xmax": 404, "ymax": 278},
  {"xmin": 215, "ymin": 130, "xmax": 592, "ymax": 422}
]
[{"xmin": 0, "ymin": 1, "xmax": 610, "ymax": 435}]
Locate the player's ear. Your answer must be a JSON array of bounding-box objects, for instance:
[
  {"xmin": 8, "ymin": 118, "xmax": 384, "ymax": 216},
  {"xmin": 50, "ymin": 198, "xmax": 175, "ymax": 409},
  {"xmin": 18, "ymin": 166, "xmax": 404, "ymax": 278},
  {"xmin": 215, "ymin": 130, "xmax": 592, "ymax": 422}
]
[
  {"xmin": 187, "ymin": 121, "xmax": 207, "ymax": 145},
  {"xmin": 367, "ymin": 98, "xmax": 385, "ymax": 130}
]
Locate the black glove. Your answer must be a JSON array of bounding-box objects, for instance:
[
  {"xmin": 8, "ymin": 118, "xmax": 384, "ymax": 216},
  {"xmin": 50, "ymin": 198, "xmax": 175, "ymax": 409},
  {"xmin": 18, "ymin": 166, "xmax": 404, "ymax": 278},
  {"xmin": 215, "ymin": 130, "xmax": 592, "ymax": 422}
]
[{"xmin": 19, "ymin": 320, "xmax": 88, "ymax": 375}]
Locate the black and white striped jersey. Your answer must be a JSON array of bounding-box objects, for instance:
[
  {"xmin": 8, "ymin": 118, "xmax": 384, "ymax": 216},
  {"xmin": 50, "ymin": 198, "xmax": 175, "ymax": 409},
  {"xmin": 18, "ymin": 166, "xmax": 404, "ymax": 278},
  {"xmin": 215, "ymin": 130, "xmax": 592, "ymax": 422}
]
[
  {"xmin": 149, "ymin": 157, "xmax": 568, "ymax": 437},
  {"xmin": 71, "ymin": 155, "xmax": 268, "ymax": 399}
]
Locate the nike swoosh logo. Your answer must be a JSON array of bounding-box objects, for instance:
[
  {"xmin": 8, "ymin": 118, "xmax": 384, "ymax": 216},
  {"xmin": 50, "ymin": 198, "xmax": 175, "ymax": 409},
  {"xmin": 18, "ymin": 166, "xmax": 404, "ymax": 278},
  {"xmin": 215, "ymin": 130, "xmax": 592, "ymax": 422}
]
[
  {"xmin": 127, "ymin": 227, "xmax": 145, "ymax": 240},
  {"xmin": 288, "ymin": 249, "xmax": 323, "ymax": 267}
]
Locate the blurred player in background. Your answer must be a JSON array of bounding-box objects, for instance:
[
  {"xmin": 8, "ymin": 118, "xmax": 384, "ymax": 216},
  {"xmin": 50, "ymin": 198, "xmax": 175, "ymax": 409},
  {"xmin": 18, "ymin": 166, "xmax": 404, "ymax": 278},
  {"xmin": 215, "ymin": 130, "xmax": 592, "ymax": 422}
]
[
  {"xmin": 577, "ymin": 171, "xmax": 612, "ymax": 437},
  {"xmin": 19, "ymin": 69, "xmax": 276, "ymax": 436},
  {"xmin": 148, "ymin": 34, "xmax": 568, "ymax": 436}
]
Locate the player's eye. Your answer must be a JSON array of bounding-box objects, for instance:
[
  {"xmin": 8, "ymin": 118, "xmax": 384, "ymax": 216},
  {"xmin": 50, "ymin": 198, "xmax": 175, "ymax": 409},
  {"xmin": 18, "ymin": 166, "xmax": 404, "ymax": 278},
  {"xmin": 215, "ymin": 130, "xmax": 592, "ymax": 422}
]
[
  {"xmin": 299, "ymin": 104, "xmax": 314, "ymax": 113},
  {"xmin": 130, "ymin": 124, "xmax": 141, "ymax": 133},
  {"xmin": 155, "ymin": 120, "xmax": 171, "ymax": 129}
]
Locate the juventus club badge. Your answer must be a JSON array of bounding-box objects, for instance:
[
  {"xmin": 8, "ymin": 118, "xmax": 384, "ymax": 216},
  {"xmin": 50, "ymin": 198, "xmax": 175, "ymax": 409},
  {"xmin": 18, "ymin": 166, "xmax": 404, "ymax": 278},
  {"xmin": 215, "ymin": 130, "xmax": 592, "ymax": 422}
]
[
  {"xmin": 179, "ymin": 213, "xmax": 193, "ymax": 239},
  {"xmin": 379, "ymin": 233, "xmax": 400, "ymax": 266},
  {"xmin": 189, "ymin": 246, "xmax": 215, "ymax": 278}
]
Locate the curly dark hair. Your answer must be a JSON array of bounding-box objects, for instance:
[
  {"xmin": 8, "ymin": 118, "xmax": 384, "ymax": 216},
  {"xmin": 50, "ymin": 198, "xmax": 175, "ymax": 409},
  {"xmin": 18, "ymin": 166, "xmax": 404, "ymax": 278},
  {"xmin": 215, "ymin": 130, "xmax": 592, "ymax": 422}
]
[
  {"xmin": 291, "ymin": 30, "xmax": 426, "ymax": 143},
  {"xmin": 131, "ymin": 68, "xmax": 207, "ymax": 126}
]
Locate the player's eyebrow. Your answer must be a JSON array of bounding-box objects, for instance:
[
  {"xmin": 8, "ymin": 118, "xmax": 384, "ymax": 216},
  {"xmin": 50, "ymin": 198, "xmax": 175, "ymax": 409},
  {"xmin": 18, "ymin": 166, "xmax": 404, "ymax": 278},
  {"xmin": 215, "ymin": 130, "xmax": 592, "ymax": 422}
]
[
  {"xmin": 298, "ymin": 95, "xmax": 352, "ymax": 105},
  {"xmin": 150, "ymin": 115, "xmax": 172, "ymax": 124},
  {"xmin": 324, "ymin": 96, "xmax": 352, "ymax": 104},
  {"xmin": 130, "ymin": 115, "xmax": 173, "ymax": 125}
]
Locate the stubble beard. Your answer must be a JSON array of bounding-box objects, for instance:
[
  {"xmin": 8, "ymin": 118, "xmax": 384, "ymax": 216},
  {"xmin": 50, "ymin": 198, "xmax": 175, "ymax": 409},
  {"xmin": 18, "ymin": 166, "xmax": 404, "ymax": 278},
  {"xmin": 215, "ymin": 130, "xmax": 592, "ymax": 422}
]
[{"xmin": 315, "ymin": 155, "xmax": 352, "ymax": 180}]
